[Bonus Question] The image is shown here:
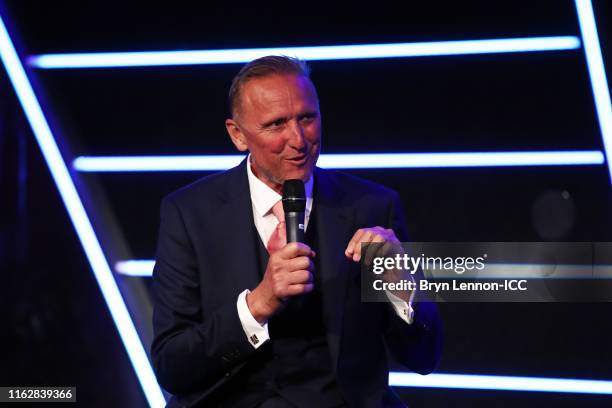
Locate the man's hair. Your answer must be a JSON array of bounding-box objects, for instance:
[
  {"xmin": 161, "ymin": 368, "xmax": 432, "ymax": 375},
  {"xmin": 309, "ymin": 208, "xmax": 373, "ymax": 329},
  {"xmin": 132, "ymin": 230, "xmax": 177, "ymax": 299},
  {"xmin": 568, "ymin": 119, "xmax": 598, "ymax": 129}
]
[{"xmin": 228, "ymin": 55, "xmax": 311, "ymax": 118}]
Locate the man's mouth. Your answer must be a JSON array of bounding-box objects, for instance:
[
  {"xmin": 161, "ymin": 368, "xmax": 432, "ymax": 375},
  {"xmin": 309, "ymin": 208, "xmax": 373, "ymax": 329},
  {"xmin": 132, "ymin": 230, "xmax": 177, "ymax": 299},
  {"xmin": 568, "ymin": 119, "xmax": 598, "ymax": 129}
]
[{"xmin": 287, "ymin": 155, "xmax": 307, "ymax": 165}]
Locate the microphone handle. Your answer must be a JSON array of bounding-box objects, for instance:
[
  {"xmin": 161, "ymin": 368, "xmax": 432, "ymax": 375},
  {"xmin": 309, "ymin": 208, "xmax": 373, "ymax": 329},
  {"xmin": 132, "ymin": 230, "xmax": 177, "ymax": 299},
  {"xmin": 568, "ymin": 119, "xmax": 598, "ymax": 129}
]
[{"xmin": 285, "ymin": 211, "xmax": 305, "ymax": 243}]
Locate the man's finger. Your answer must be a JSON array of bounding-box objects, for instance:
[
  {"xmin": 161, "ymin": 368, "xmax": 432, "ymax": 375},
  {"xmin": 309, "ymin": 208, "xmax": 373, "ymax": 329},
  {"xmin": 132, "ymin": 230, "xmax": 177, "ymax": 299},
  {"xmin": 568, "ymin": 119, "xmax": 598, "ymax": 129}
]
[
  {"xmin": 278, "ymin": 242, "xmax": 315, "ymax": 260},
  {"xmin": 345, "ymin": 229, "xmax": 366, "ymax": 257},
  {"xmin": 286, "ymin": 283, "xmax": 314, "ymax": 296},
  {"xmin": 286, "ymin": 269, "xmax": 313, "ymax": 285},
  {"xmin": 286, "ymin": 256, "xmax": 314, "ymax": 274},
  {"xmin": 352, "ymin": 228, "xmax": 372, "ymax": 262},
  {"xmin": 352, "ymin": 230, "xmax": 375, "ymax": 262}
]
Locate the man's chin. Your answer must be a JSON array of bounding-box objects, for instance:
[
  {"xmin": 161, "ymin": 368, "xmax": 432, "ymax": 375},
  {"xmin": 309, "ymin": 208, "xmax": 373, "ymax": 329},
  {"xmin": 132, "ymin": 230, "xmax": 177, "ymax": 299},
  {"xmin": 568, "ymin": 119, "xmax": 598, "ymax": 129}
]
[{"xmin": 282, "ymin": 168, "xmax": 313, "ymax": 183}]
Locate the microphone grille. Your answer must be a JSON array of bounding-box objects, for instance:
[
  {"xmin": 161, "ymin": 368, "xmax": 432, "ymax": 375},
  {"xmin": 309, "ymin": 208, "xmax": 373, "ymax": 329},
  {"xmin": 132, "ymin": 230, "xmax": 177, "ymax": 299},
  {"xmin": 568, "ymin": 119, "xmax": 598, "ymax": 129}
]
[{"xmin": 282, "ymin": 179, "xmax": 306, "ymax": 212}]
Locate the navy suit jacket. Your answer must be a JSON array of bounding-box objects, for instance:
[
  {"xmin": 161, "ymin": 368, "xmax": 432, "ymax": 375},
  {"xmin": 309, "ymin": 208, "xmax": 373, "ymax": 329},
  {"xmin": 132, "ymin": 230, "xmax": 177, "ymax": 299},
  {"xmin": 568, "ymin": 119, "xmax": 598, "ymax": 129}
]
[{"xmin": 151, "ymin": 160, "xmax": 443, "ymax": 407}]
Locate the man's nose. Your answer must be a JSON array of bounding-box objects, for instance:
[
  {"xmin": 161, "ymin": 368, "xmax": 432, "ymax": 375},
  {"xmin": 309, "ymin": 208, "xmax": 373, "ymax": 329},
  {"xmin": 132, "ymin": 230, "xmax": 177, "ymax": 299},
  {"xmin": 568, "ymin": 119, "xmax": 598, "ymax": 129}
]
[{"xmin": 287, "ymin": 120, "xmax": 306, "ymax": 150}]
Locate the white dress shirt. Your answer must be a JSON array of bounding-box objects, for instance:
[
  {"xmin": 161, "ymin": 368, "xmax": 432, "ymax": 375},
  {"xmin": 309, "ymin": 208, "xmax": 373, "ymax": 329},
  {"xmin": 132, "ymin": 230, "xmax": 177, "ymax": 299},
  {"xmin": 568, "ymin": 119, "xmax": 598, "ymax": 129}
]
[{"xmin": 237, "ymin": 156, "xmax": 414, "ymax": 349}]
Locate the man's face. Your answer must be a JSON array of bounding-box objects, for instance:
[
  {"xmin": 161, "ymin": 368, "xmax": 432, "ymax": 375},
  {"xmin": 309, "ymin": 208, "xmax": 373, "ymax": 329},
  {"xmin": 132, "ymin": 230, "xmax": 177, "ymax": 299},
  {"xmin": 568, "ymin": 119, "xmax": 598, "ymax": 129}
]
[{"xmin": 226, "ymin": 74, "xmax": 321, "ymax": 192}]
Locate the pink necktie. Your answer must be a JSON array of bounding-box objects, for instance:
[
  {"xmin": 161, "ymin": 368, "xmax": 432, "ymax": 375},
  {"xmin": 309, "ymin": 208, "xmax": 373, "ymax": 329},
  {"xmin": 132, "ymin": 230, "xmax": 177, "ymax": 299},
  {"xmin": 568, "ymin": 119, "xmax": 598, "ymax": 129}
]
[{"xmin": 267, "ymin": 200, "xmax": 286, "ymax": 253}]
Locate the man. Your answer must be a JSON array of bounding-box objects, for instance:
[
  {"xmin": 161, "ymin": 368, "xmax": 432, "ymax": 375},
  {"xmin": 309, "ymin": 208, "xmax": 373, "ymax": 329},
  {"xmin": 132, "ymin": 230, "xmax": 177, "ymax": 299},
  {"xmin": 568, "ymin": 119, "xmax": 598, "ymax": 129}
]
[{"xmin": 151, "ymin": 56, "xmax": 443, "ymax": 407}]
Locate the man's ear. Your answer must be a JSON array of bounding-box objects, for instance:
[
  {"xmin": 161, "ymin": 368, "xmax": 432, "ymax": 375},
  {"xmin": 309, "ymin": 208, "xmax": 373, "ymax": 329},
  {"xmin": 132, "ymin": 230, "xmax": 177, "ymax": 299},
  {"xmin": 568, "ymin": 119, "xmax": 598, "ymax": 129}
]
[{"xmin": 225, "ymin": 118, "xmax": 249, "ymax": 152}]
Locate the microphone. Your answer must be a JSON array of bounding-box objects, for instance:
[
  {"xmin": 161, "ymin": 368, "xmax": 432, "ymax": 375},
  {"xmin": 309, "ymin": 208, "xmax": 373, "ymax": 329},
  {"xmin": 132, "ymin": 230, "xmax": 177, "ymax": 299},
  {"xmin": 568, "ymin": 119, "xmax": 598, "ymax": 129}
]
[{"xmin": 282, "ymin": 179, "xmax": 306, "ymax": 243}]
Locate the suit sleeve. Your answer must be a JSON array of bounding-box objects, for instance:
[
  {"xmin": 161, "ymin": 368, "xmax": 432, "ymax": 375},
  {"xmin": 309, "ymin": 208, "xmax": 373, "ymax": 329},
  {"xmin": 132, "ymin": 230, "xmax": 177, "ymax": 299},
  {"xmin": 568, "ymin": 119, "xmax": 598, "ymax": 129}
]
[
  {"xmin": 150, "ymin": 197, "xmax": 256, "ymax": 395},
  {"xmin": 382, "ymin": 191, "xmax": 444, "ymax": 374}
]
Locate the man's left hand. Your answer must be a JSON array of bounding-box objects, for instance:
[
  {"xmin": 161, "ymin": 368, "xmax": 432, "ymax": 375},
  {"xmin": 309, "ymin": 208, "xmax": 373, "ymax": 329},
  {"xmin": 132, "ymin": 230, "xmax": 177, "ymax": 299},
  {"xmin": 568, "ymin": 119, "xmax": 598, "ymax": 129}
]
[
  {"xmin": 345, "ymin": 227, "xmax": 414, "ymax": 303},
  {"xmin": 344, "ymin": 226, "xmax": 402, "ymax": 264}
]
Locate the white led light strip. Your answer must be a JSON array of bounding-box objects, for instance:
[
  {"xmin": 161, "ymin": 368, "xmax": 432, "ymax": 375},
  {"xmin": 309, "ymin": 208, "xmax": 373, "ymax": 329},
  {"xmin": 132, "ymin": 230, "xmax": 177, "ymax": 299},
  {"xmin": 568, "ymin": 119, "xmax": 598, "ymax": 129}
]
[
  {"xmin": 73, "ymin": 151, "xmax": 605, "ymax": 172},
  {"xmin": 27, "ymin": 36, "xmax": 581, "ymax": 69},
  {"xmin": 389, "ymin": 372, "xmax": 612, "ymax": 394}
]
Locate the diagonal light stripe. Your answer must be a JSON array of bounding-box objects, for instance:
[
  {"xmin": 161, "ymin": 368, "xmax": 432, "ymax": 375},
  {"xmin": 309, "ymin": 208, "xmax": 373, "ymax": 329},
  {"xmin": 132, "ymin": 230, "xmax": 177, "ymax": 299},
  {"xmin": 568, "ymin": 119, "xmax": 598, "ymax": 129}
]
[
  {"xmin": 389, "ymin": 372, "xmax": 612, "ymax": 394},
  {"xmin": 73, "ymin": 151, "xmax": 605, "ymax": 172},
  {"xmin": 27, "ymin": 36, "xmax": 581, "ymax": 69},
  {"xmin": 0, "ymin": 15, "xmax": 165, "ymax": 408},
  {"xmin": 575, "ymin": 0, "xmax": 612, "ymax": 183}
]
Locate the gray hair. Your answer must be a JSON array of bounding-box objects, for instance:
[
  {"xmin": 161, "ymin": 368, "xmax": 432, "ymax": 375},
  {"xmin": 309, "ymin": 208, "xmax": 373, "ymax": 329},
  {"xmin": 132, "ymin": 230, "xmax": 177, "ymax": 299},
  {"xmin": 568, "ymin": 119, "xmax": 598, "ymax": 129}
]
[{"xmin": 228, "ymin": 55, "xmax": 311, "ymax": 118}]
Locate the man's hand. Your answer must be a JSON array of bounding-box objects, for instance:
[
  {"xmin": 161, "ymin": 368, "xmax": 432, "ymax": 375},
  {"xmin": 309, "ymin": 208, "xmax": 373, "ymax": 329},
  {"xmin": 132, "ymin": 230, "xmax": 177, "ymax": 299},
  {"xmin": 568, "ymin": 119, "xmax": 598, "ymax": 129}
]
[
  {"xmin": 345, "ymin": 226, "xmax": 413, "ymax": 303},
  {"xmin": 345, "ymin": 226, "xmax": 402, "ymax": 264},
  {"xmin": 247, "ymin": 242, "xmax": 315, "ymax": 324}
]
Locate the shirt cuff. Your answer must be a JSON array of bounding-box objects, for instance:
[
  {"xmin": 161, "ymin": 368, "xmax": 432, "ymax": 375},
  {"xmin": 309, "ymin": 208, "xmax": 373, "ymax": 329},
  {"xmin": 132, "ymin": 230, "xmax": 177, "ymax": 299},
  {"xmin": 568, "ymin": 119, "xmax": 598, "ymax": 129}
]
[
  {"xmin": 385, "ymin": 288, "xmax": 415, "ymax": 325},
  {"xmin": 237, "ymin": 289, "xmax": 270, "ymax": 349}
]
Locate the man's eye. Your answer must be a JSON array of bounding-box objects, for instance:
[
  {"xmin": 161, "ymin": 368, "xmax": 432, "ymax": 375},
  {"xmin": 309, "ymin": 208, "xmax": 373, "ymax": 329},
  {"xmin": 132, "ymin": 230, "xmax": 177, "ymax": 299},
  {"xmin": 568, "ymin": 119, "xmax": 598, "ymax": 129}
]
[
  {"xmin": 269, "ymin": 119, "xmax": 285, "ymax": 127},
  {"xmin": 300, "ymin": 114, "xmax": 316, "ymax": 122}
]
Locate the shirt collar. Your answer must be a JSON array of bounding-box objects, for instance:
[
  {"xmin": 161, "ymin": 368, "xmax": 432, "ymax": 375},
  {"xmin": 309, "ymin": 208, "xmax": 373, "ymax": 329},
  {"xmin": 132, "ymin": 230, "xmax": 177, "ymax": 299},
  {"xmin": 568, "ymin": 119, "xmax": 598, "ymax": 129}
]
[{"xmin": 246, "ymin": 154, "xmax": 313, "ymax": 217}]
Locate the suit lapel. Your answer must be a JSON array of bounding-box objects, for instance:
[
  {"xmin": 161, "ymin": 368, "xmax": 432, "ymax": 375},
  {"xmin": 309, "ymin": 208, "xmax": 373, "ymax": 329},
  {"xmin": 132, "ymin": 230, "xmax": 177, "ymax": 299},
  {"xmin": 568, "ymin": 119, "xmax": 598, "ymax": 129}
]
[
  {"xmin": 314, "ymin": 167, "xmax": 355, "ymax": 372},
  {"xmin": 214, "ymin": 159, "xmax": 261, "ymax": 294}
]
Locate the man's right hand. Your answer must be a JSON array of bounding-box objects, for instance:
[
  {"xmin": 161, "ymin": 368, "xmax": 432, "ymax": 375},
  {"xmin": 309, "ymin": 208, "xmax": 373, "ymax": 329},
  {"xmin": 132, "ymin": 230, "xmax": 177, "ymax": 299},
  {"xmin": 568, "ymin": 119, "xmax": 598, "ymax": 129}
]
[{"xmin": 246, "ymin": 242, "xmax": 315, "ymax": 324}]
